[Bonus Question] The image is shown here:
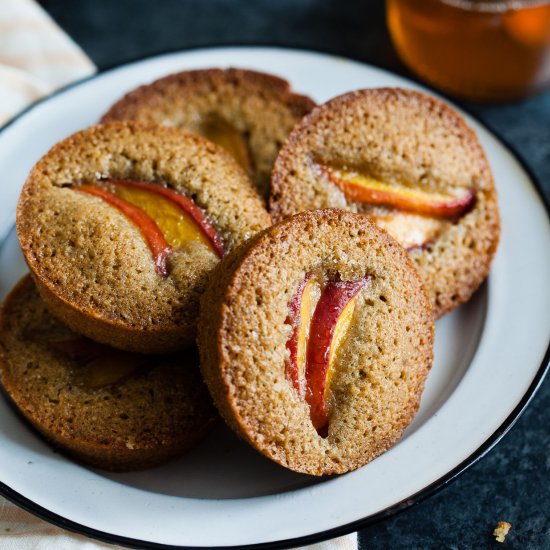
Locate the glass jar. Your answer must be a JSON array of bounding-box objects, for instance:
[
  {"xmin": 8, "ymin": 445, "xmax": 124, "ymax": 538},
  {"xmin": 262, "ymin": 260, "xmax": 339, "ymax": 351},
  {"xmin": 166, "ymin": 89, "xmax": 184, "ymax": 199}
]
[{"xmin": 387, "ymin": 0, "xmax": 550, "ymax": 101}]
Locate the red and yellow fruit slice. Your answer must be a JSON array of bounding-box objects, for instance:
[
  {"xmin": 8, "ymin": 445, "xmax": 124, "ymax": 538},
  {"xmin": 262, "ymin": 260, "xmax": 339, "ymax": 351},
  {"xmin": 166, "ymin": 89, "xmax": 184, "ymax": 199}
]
[
  {"xmin": 285, "ymin": 274, "xmax": 320, "ymax": 399},
  {"xmin": 76, "ymin": 179, "xmax": 224, "ymax": 276},
  {"xmin": 286, "ymin": 275, "xmax": 370, "ymax": 435},
  {"xmin": 106, "ymin": 180, "xmax": 224, "ymax": 258},
  {"xmin": 321, "ymin": 166, "xmax": 474, "ymax": 219},
  {"xmin": 200, "ymin": 117, "xmax": 253, "ymax": 175},
  {"xmin": 305, "ymin": 278, "xmax": 369, "ymax": 434},
  {"xmin": 78, "ymin": 184, "xmax": 172, "ymax": 276},
  {"xmin": 371, "ymin": 212, "xmax": 448, "ymax": 251}
]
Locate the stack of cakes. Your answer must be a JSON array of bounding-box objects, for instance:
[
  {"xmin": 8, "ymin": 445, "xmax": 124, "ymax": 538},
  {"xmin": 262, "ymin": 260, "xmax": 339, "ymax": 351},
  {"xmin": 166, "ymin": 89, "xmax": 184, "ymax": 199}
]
[{"xmin": 0, "ymin": 68, "xmax": 499, "ymax": 475}]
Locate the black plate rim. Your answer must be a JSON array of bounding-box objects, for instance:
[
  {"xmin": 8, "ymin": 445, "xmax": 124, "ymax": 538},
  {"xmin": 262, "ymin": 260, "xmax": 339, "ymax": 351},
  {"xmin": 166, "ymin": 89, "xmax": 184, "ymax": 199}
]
[{"xmin": 0, "ymin": 45, "xmax": 548, "ymax": 550}]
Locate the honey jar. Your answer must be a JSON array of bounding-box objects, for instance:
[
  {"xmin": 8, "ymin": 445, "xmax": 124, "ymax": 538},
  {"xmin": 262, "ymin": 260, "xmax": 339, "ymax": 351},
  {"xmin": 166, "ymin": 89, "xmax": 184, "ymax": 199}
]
[{"xmin": 387, "ymin": 0, "xmax": 550, "ymax": 101}]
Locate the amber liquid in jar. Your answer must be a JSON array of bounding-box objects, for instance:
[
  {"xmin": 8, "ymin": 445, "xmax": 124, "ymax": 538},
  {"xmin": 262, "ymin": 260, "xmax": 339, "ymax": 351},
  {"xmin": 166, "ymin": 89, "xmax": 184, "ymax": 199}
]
[{"xmin": 387, "ymin": 0, "xmax": 550, "ymax": 101}]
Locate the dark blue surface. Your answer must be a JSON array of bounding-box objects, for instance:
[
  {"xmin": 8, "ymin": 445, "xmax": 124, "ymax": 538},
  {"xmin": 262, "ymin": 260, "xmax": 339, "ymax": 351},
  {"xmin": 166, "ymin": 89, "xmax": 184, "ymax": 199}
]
[{"xmin": 40, "ymin": 1, "xmax": 550, "ymax": 548}]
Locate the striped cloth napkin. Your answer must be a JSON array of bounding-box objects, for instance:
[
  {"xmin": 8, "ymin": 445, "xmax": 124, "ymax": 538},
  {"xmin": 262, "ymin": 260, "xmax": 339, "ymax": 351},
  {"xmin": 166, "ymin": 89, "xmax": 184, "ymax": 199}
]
[
  {"xmin": 0, "ymin": 497, "xmax": 357, "ymax": 550},
  {"xmin": 0, "ymin": 0, "xmax": 95, "ymax": 126},
  {"xmin": 0, "ymin": 1, "xmax": 358, "ymax": 548}
]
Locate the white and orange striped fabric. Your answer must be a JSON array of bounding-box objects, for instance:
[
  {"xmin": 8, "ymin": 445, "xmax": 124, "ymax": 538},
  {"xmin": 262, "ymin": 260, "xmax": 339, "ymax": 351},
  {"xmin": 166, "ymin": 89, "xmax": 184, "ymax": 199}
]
[
  {"xmin": 0, "ymin": 1, "xmax": 358, "ymax": 548},
  {"xmin": 0, "ymin": 496, "xmax": 358, "ymax": 549},
  {"xmin": 0, "ymin": 0, "xmax": 95, "ymax": 126}
]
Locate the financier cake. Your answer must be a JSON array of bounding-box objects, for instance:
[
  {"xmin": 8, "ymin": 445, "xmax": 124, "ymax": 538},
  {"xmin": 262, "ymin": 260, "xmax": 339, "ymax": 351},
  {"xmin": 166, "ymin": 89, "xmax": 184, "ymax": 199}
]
[
  {"xmin": 270, "ymin": 88, "xmax": 500, "ymax": 318},
  {"xmin": 16, "ymin": 121, "xmax": 271, "ymax": 353},
  {"xmin": 101, "ymin": 68, "xmax": 316, "ymax": 200},
  {"xmin": 0, "ymin": 276, "xmax": 217, "ymax": 471},
  {"xmin": 198, "ymin": 209, "xmax": 434, "ymax": 476}
]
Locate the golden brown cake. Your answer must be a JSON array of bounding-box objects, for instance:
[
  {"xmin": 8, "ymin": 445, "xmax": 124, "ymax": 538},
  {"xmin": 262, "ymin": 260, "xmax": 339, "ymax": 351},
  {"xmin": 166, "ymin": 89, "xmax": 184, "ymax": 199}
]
[
  {"xmin": 270, "ymin": 88, "xmax": 500, "ymax": 318},
  {"xmin": 0, "ymin": 276, "xmax": 217, "ymax": 471},
  {"xmin": 101, "ymin": 68, "xmax": 316, "ymax": 200},
  {"xmin": 16, "ymin": 121, "xmax": 271, "ymax": 353},
  {"xmin": 198, "ymin": 209, "xmax": 433, "ymax": 476}
]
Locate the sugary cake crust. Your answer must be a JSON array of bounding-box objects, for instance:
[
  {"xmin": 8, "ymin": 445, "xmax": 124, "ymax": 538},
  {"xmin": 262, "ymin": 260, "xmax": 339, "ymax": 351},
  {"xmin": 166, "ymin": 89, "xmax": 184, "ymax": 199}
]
[
  {"xmin": 16, "ymin": 121, "xmax": 271, "ymax": 353},
  {"xmin": 198, "ymin": 209, "xmax": 434, "ymax": 476},
  {"xmin": 101, "ymin": 68, "xmax": 316, "ymax": 200},
  {"xmin": 0, "ymin": 276, "xmax": 217, "ymax": 471},
  {"xmin": 270, "ymin": 88, "xmax": 500, "ymax": 318}
]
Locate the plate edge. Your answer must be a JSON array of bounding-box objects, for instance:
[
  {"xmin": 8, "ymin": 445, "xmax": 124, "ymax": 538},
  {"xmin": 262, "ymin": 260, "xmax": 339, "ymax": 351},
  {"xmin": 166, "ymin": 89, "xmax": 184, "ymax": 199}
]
[{"xmin": 0, "ymin": 45, "xmax": 549, "ymax": 550}]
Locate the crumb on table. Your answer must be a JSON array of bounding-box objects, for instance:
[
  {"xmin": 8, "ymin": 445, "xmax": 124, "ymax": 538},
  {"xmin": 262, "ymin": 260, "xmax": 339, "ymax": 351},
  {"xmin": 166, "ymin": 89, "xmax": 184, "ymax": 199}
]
[{"xmin": 493, "ymin": 521, "xmax": 512, "ymax": 543}]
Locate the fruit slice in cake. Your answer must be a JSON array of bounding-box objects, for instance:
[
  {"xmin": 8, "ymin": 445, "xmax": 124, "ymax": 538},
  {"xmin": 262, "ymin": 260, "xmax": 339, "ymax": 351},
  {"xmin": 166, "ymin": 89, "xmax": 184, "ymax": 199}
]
[
  {"xmin": 269, "ymin": 88, "xmax": 500, "ymax": 318},
  {"xmin": 17, "ymin": 122, "xmax": 271, "ymax": 352},
  {"xmin": 198, "ymin": 209, "xmax": 434, "ymax": 476},
  {"xmin": 321, "ymin": 167, "xmax": 474, "ymax": 219},
  {"xmin": 0, "ymin": 275, "xmax": 217, "ymax": 471},
  {"xmin": 77, "ymin": 179, "xmax": 225, "ymax": 275},
  {"xmin": 304, "ymin": 277, "xmax": 370, "ymax": 434}
]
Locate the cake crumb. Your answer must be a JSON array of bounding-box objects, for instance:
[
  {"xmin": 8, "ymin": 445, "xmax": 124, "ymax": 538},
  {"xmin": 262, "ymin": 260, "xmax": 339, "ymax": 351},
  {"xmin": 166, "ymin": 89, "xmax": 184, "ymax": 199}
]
[
  {"xmin": 126, "ymin": 437, "xmax": 136, "ymax": 450},
  {"xmin": 493, "ymin": 521, "xmax": 511, "ymax": 543}
]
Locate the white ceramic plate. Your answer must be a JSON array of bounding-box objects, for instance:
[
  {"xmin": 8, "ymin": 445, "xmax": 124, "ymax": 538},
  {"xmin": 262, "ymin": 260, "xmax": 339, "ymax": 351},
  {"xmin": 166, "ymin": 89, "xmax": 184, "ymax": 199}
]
[{"xmin": 0, "ymin": 47, "xmax": 549, "ymax": 549}]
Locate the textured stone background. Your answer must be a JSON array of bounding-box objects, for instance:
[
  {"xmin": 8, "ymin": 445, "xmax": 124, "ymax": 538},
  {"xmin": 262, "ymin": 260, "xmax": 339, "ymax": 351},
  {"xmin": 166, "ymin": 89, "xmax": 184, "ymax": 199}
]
[{"xmin": 41, "ymin": 1, "xmax": 550, "ymax": 548}]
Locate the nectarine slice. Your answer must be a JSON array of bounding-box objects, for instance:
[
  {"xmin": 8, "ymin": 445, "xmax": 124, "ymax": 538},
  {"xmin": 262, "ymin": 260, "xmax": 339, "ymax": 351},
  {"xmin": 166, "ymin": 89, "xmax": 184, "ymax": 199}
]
[
  {"xmin": 106, "ymin": 180, "xmax": 224, "ymax": 258},
  {"xmin": 200, "ymin": 117, "xmax": 253, "ymax": 175},
  {"xmin": 305, "ymin": 277, "xmax": 370, "ymax": 435},
  {"xmin": 77, "ymin": 185, "xmax": 171, "ymax": 276},
  {"xmin": 285, "ymin": 274, "xmax": 320, "ymax": 398},
  {"xmin": 321, "ymin": 166, "xmax": 474, "ymax": 219},
  {"xmin": 371, "ymin": 212, "xmax": 448, "ymax": 251}
]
